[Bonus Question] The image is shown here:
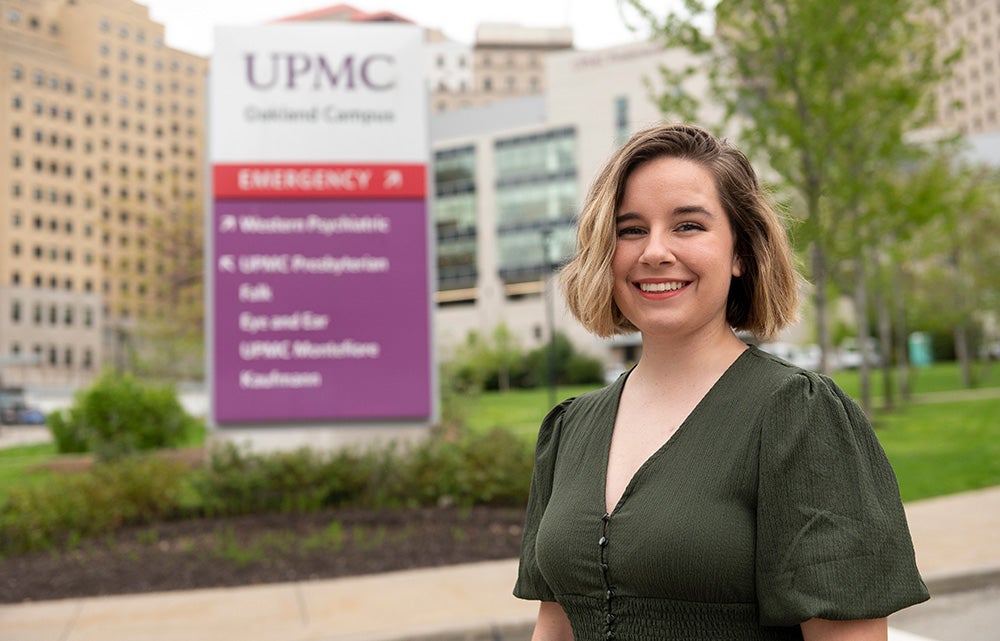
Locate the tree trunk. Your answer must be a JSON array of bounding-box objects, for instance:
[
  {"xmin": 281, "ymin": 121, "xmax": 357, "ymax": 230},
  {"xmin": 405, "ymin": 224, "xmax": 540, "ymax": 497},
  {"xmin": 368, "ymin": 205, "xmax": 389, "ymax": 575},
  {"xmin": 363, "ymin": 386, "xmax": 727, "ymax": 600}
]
[
  {"xmin": 892, "ymin": 262, "xmax": 911, "ymax": 403},
  {"xmin": 812, "ymin": 242, "xmax": 832, "ymax": 374},
  {"xmin": 955, "ymin": 324, "xmax": 973, "ymax": 388},
  {"xmin": 853, "ymin": 254, "xmax": 872, "ymax": 417},
  {"xmin": 873, "ymin": 251, "xmax": 894, "ymax": 412}
]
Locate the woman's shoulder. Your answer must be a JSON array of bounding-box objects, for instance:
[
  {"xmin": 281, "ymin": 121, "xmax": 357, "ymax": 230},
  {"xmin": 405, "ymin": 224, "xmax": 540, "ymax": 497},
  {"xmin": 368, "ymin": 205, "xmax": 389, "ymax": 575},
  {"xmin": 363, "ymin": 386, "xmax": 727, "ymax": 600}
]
[
  {"xmin": 740, "ymin": 346, "xmax": 862, "ymax": 415},
  {"xmin": 562, "ymin": 374, "xmax": 627, "ymax": 421}
]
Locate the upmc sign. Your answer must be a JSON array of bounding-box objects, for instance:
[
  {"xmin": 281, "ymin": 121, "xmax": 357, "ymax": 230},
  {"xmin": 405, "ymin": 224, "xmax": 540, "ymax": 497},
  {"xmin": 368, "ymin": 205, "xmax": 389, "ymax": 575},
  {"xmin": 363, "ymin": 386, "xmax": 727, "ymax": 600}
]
[{"xmin": 209, "ymin": 24, "xmax": 432, "ymax": 424}]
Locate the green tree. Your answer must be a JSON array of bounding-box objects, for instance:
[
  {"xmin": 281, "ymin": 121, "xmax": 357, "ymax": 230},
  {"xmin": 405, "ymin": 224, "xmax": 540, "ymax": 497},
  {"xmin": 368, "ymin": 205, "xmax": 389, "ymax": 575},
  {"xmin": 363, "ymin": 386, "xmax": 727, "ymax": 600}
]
[
  {"xmin": 137, "ymin": 201, "xmax": 204, "ymax": 380},
  {"xmin": 622, "ymin": 0, "xmax": 956, "ymax": 388},
  {"xmin": 901, "ymin": 159, "xmax": 1000, "ymax": 387}
]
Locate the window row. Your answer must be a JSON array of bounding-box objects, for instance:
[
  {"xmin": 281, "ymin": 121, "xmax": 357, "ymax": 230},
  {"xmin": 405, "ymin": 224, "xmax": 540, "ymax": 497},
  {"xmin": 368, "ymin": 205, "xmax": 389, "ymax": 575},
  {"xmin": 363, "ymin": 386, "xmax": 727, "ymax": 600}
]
[
  {"xmin": 9, "ymin": 129, "xmax": 199, "ymax": 162},
  {"xmin": 10, "ymin": 242, "xmax": 86, "ymax": 264},
  {"xmin": 5, "ymin": 8, "xmax": 60, "ymax": 36},
  {"xmin": 495, "ymin": 127, "xmax": 577, "ymax": 183},
  {"xmin": 98, "ymin": 44, "xmax": 198, "ymax": 76},
  {"xmin": 10, "ymin": 96, "xmax": 77, "ymax": 121},
  {"xmin": 98, "ymin": 17, "xmax": 163, "ymax": 49},
  {"xmin": 10, "ymin": 212, "xmax": 92, "ymax": 237},
  {"xmin": 9, "ymin": 300, "xmax": 96, "ymax": 328},
  {"xmin": 9, "ymin": 272, "xmax": 95, "ymax": 292},
  {"xmin": 10, "ymin": 183, "xmax": 78, "ymax": 206},
  {"xmin": 97, "ymin": 66, "xmax": 199, "ymax": 96},
  {"xmin": 11, "ymin": 65, "xmax": 85, "ymax": 94},
  {"xmin": 9, "ymin": 97, "xmax": 200, "ymax": 132},
  {"xmin": 7, "ymin": 343, "xmax": 95, "ymax": 370},
  {"xmin": 10, "ymin": 126, "xmax": 76, "ymax": 149}
]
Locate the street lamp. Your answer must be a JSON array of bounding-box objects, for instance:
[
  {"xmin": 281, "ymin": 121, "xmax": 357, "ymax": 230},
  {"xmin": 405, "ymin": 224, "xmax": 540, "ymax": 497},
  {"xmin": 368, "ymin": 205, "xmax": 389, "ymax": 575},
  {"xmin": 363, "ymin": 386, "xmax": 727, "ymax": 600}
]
[{"xmin": 540, "ymin": 225, "xmax": 557, "ymax": 409}]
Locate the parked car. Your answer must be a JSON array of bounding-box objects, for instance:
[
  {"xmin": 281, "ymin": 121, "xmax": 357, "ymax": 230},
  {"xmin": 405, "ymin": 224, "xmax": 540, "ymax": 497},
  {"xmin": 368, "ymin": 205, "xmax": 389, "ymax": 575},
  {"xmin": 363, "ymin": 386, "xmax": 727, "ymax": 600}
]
[
  {"xmin": 837, "ymin": 337, "xmax": 881, "ymax": 369},
  {"xmin": 757, "ymin": 342, "xmax": 821, "ymax": 371},
  {"xmin": 17, "ymin": 408, "xmax": 46, "ymax": 425},
  {"xmin": 0, "ymin": 386, "xmax": 45, "ymax": 425}
]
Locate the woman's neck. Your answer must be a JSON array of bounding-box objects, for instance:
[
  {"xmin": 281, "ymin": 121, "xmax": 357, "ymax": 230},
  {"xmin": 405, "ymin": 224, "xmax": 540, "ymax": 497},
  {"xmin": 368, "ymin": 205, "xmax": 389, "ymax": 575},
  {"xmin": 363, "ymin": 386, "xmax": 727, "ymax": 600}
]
[{"xmin": 631, "ymin": 325, "xmax": 747, "ymax": 385}]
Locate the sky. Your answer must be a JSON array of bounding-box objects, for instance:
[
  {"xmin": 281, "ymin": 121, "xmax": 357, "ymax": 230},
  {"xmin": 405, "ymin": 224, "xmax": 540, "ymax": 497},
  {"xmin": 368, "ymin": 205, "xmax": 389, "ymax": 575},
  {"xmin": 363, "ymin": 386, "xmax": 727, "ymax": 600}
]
[{"xmin": 141, "ymin": 0, "xmax": 680, "ymax": 57}]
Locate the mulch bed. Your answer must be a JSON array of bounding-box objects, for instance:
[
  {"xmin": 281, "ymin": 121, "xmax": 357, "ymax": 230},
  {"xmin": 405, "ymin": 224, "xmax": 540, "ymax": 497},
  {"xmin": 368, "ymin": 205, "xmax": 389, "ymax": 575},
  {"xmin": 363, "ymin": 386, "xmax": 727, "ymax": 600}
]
[{"xmin": 0, "ymin": 506, "xmax": 527, "ymax": 603}]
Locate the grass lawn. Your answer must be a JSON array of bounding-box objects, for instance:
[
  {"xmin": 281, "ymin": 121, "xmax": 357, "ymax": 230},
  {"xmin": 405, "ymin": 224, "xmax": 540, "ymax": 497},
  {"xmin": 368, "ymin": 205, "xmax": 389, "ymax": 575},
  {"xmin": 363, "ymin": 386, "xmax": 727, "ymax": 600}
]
[
  {"xmin": 466, "ymin": 362, "xmax": 1000, "ymax": 503},
  {"xmin": 1, "ymin": 362, "xmax": 997, "ymax": 505},
  {"xmin": 873, "ymin": 397, "xmax": 1000, "ymax": 502},
  {"xmin": 0, "ymin": 442, "xmax": 57, "ymax": 499}
]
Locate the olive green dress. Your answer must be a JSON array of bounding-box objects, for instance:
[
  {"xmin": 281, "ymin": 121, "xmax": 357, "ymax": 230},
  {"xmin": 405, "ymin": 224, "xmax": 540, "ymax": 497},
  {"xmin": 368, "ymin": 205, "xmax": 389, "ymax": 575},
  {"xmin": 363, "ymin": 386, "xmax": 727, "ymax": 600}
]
[{"xmin": 514, "ymin": 346, "xmax": 928, "ymax": 640}]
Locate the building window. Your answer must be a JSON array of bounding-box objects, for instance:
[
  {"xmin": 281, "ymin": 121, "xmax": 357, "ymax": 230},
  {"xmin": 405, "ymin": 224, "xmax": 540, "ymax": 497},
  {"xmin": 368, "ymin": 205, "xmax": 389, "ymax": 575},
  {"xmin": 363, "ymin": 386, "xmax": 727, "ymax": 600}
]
[{"xmin": 615, "ymin": 95, "xmax": 630, "ymax": 145}]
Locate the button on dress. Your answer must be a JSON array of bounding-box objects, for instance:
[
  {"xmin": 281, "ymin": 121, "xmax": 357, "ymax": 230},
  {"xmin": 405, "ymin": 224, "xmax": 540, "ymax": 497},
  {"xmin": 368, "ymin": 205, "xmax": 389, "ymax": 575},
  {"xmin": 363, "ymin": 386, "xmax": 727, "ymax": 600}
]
[{"xmin": 514, "ymin": 346, "xmax": 928, "ymax": 640}]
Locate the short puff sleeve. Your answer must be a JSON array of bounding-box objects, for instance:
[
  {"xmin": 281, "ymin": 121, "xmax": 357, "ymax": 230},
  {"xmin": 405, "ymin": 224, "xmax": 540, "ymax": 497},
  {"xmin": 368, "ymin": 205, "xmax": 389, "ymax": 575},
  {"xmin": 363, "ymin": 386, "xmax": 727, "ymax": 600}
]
[
  {"xmin": 755, "ymin": 372, "xmax": 928, "ymax": 626},
  {"xmin": 513, "ymin": 398, "xmax": 572, "ymax": 602}
]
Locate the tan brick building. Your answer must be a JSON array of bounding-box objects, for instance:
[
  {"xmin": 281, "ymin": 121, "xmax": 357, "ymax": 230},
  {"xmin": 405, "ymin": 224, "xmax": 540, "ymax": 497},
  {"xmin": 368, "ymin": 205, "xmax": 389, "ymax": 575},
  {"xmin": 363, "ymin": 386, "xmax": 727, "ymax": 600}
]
[
  {"xmin": 0, "ymin": 0, "xmax": 206, "ymax": 387},
  {"xmin": 934, "ymin": 0, "xmax": 1000, "ymax": 135},
  {"xmin": 432, "ymin": 23, "xmax": 574, "ymax": 113}
]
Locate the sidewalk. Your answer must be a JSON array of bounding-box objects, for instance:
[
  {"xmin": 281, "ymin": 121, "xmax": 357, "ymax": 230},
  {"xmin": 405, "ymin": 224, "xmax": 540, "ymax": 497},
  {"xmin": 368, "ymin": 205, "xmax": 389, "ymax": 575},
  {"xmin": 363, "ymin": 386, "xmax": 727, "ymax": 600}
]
[{"xmin": 2, "ymin": 486, "xmax": 998, "ymax": 641}]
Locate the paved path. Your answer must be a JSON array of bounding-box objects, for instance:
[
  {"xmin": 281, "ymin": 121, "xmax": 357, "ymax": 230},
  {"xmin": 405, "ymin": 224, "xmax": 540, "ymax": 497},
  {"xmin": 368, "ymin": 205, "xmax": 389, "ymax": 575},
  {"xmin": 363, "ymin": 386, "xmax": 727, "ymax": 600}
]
[{"xmin": 2, "ymin": 486, "xmax": 997, "ymax": 641}]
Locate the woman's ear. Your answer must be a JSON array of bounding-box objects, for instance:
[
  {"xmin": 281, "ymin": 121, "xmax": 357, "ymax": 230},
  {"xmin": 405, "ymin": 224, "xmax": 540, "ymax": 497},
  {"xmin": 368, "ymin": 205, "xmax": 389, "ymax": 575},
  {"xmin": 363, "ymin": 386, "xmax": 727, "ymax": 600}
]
[{"xmin": 732, "ymin": 255, "xmax": 743, "ymax": 278}]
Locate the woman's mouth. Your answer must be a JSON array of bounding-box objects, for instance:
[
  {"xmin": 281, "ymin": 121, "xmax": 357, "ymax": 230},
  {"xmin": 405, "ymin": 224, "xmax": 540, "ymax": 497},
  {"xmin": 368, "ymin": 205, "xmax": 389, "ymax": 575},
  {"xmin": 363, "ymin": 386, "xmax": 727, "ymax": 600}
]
[{"xmin": 636, "ymin": 281, "xmax": 688, "ymax": 293}]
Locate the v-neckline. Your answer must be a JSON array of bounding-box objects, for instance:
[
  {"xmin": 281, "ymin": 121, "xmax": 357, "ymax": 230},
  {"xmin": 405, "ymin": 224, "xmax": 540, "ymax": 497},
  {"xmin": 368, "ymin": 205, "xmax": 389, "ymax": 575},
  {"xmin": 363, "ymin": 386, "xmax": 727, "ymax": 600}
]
[{"xmin": 601, "ymin": 346, "xmax": 752, "ymax": 517}]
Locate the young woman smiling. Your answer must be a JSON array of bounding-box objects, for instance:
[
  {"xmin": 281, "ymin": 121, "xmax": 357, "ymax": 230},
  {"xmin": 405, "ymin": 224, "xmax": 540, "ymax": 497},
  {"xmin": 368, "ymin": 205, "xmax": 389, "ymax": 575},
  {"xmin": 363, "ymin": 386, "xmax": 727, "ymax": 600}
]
[{"xmin": 514, "ymin": 124, "xmax": 927, "ymax": 641}]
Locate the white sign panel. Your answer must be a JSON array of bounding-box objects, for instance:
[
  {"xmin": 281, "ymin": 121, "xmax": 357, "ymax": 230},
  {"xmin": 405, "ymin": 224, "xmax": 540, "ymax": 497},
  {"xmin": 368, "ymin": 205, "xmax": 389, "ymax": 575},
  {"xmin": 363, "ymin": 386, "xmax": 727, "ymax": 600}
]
[{"xmin": 211, "ymin": 23, "xmax": 427, "ymax": 163}]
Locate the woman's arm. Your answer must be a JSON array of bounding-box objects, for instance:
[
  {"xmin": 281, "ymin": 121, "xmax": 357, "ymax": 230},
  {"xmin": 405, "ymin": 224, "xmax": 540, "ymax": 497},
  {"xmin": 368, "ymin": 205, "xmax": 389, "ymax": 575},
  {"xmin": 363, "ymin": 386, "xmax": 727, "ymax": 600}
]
[
  {"xmin": 801, "ymin": 617, "xmax": 887, "ymax": 641},
  {"xmin": 531, "ymin": 601, "xmax": 574, "ymax": 641}
]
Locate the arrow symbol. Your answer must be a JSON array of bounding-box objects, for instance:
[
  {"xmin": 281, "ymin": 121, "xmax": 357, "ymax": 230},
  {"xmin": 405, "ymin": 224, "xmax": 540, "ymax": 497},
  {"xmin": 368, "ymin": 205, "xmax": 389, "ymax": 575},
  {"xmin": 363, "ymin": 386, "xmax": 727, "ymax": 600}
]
[
  {"xmin": 218, "ymin": 255, "xmax": 236, "ymax": 273},
  {"xmin": 383, "ymin": 170, "xmax": 403, "ymax": 190},
  {"xmin": 219, "ymin": 215, "xmax": 237, "ymax": 232}
]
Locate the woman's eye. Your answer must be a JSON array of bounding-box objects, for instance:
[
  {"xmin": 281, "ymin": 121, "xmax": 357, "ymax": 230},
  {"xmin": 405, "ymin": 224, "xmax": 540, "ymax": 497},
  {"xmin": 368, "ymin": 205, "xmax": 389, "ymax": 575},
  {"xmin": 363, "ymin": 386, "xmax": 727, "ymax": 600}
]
[
  {"xmin": 616, "ymin": 226, "xmax": 645, "ymax": 237},
  {"xmin": 676, "ymin": 222, "xmax": 704, "ymax": 232}
]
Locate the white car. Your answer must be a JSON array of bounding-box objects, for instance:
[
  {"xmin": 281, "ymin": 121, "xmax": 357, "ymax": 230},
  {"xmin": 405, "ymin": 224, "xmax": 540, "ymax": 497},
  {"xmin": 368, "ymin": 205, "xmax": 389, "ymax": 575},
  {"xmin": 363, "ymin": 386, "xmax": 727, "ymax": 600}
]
[
  {"xmin": 757, "ymin": 342, "xmax": 821, "ymax": 371},
  {"xmin": 837, "ymin": 338, "xmax": 881, "ymax": 369}
]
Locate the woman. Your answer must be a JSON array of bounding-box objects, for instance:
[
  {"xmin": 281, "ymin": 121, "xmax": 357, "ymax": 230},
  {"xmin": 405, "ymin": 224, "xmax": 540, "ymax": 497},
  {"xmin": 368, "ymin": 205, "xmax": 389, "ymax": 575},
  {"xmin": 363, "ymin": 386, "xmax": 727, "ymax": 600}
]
[{"xmin": 513, "ymin": 124, "xmax": 928, "ymax": 640}]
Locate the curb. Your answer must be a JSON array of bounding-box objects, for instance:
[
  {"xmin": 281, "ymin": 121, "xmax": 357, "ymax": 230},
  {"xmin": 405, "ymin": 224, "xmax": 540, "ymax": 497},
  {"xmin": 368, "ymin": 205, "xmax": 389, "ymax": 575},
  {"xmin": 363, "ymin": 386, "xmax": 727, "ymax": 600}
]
[
  {"xmin": 922, "ymin": 562, "xmax": 1000, "ymax": 596},
  {"xmin": 319, "ymin": 618, "xmax": 535, "ymax": 641},
  {"xmin": 354, "ymin": 565, "xmax": 1000, "ymax": 641}
]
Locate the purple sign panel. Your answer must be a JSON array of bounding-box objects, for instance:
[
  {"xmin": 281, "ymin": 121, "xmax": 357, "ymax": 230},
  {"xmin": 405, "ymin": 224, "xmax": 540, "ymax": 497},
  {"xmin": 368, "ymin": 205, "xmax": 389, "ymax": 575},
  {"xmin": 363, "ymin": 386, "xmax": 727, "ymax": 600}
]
[{"xmin": 212, "ymin": 198, "xmax": 431, "ymax": 423}]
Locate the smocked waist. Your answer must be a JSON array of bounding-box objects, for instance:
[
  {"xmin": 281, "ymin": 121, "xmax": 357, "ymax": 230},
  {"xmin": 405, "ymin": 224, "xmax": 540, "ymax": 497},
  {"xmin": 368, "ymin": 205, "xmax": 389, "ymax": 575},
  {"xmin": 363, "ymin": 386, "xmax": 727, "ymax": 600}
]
[{"xmin": 556, "ymin": 593, "xmax": 803, "ymax": 641}]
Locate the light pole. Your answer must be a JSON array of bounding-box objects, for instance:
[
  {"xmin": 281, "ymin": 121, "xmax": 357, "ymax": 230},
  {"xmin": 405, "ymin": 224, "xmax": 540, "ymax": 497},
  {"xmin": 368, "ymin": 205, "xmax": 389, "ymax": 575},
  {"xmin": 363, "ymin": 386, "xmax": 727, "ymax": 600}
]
[{"xmin": 541, "ymin": 226, "xmax": 557, "ymax": 409}]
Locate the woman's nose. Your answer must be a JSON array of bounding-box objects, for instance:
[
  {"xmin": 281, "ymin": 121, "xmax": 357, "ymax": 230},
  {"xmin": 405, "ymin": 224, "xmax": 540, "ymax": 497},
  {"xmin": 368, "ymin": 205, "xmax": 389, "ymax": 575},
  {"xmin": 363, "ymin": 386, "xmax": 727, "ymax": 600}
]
[{"xmin": 639, "ymin": 232, "xmax": 675, "ymax": 264}]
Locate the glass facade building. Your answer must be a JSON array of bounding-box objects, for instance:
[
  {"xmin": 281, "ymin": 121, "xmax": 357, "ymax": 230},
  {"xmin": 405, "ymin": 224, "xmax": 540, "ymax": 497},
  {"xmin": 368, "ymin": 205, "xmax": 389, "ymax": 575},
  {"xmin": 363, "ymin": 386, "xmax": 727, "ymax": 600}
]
[
  {"xmin": 494, "ymin": 127, "xmax": 577, "ymax": 286},
  {"xmin": 433, "ymin": 145, "xmax": 478, "ymax": 292}
]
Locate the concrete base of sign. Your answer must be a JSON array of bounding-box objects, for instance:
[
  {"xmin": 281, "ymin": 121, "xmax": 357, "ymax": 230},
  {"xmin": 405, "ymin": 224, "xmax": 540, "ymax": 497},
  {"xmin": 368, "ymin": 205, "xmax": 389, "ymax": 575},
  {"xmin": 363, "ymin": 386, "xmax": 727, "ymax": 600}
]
[{"xmin": 208, "ymin": 423, "xmax": 432, "ymax": 454}]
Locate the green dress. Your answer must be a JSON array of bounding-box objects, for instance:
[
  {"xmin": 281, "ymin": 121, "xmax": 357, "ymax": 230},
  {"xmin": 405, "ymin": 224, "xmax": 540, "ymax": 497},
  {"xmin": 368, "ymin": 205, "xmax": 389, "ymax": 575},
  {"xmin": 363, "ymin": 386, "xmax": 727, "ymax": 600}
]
[{"xmin": 514, "ymin": 346, "xmax": 928, "ymax": 640}]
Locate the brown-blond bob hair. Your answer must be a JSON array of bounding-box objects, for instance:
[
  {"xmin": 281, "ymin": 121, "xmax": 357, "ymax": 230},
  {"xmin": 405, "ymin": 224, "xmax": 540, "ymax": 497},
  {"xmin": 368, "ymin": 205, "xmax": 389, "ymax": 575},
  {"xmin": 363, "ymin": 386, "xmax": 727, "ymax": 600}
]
[{"xmin": 560, "ymin": 123, "xmax": 800, "ymax": 340}]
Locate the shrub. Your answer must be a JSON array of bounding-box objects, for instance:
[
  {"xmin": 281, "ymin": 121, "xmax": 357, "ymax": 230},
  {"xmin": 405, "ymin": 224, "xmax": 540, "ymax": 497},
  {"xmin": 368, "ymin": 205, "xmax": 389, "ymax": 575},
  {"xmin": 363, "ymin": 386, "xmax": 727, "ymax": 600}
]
[
  {"xmin": 45, "ymin": 372, "xmax": 202, "ymax": 460},
  {"xmin": 192, "ymin": 444, "xmax": 370, "ymax": 517},
  {"xmin": 0, "ymin": 430, "xmax": 534, "ymax": 555},
  {"xmin": 0, "ymin": 456, "xmax": 187, "ymax": 555},
  {"xmin": 366, "ymin": 428, "xmax": 533, "ymax": 508},
  {"xmin": 525, "ymin": 333, "xmax": 605, "ymax": 387}
]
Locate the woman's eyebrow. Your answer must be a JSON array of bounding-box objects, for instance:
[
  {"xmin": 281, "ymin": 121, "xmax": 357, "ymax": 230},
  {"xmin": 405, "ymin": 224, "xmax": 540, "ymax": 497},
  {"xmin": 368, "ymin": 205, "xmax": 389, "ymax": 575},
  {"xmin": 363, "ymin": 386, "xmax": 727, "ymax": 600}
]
[
  {"xmin": 673, "ymin": 205, "xmax": 714, "ymax": 217},
  {"xmin": 614, "ymin": 212, "xmax": 642, "ymax": 224}
]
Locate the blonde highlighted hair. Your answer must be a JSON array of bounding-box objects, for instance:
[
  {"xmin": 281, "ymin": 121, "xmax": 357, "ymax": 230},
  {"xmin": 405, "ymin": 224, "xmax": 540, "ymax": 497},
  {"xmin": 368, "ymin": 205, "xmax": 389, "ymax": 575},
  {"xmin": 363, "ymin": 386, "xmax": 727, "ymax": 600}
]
[{"xmin": 560, "ymin": 123, "xmax": 800, "ymax": 340}]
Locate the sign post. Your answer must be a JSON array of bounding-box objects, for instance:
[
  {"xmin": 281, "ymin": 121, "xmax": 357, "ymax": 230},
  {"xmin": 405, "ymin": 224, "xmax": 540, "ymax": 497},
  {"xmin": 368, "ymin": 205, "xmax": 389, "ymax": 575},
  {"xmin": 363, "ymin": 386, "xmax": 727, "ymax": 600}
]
[{"xmin": 208, "ymin": 24, "xmax": 433, "ymax": 448}]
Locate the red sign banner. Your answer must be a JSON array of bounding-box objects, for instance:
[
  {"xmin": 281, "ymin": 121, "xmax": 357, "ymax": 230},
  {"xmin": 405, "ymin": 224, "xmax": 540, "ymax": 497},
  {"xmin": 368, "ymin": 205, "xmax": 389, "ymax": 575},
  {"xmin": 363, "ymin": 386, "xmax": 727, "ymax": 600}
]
[{"xmin": 213, "ymin": 163, "xmax": 426, "ymax": 199}]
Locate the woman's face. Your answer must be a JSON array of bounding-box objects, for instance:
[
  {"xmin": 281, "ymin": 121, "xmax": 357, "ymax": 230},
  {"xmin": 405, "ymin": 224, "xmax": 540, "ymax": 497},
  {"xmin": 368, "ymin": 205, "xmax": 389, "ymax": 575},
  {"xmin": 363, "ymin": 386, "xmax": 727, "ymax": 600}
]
[{"xmin": 611, "ymin": 156, "xmax": 741, "ymax": 340}]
